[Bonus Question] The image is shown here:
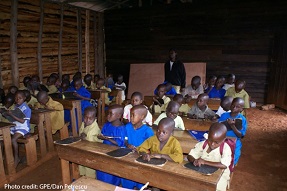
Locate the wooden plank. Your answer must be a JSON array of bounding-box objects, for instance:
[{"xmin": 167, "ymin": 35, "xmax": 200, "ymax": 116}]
[
  {"xmin": 97, "ymin": 12, "xmax": 105, "ymax": 78},
  {"xmin": 37, "ymin": 0, "xmax": 44, "ymax": 82},
  {"xmin": 77, "ymin": 8, "xmax": 82, "ymax": 73},
  {"xmin": 58, "ymin": 4, "xmax": 63, "ymax": 78},
  {"xmin": 93, "ymin": 12, "xmax": 98, "ymax": 75},
  {"xmin": 85, "ymin": 10, "xmax": 90, "ymax": 74}
]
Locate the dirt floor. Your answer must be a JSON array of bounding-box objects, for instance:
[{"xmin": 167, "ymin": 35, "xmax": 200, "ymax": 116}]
[{"xmin": 8, "ymin": 107, "xmax": 287, "ymax": 191}]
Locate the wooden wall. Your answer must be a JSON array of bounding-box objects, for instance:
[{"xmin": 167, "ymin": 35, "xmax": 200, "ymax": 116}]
[
  {"xmin": 104, "ymin": 1, "xmax": 287, "ymax": 103},
  {"xmin": 0, "ymin": 0, "xmax": 103, "ymax": 90}
]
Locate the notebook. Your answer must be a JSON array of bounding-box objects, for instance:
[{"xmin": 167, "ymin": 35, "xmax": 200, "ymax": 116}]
[
  {"xmin": 62, "ymin": 91, "xmax": 78, "ymax": 99},
  {"xmin": 106, "ymin": 148, "xmax": 133, "ymax": 158},
  {"xmin": 135, "ymin": 156, "xmax": 167, "ymax": 166},
  {"xmin": 220, "ymin": 118, "xmax": 242, "ymax": 131},
  {"xmin": 184, "ymin": 162, "xmax": 219, "ymax": 175},
  {"xmin": 188, "ymin": 130, "xmax": 208, "ymax": 142},
  {"xmin": 1, "ymin": 108, "xmax": 26, "ymax": 123},
  {"xmin": 54, "ymin": 137, "xmax": 81, "ymax": 145}
]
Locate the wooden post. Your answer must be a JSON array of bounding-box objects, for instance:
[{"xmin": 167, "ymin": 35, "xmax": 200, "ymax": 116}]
[
  {"xmin": 97, "ymin": 12, "xmax": 105, "ymax": 78},
  {"xmin": 77, "ymin": 8, "xmax": 82, "ymax": 73},
  {"xmin": 58, "ymin": 4, "xmax": 63, "ymax": 78},
  {"xmin": 10, "ymin": 0, "xmax": 19, "ymax": 86},
  {"xmin": 0, "ymin": 57, "xmax": 3, "ymax": 88},
  {"xmin": 85, "ymin": 10, "xmax": 90, "ymax": 74},
  {"xmin": 93, "ymin": 12, "xmax": 98, "ymax": 75},
  {"xmin": 37, "ymin": 0, "xmax": 44, "ymax": 82}
]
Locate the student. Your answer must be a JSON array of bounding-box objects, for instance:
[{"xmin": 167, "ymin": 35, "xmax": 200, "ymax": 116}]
[
  {"xmin": 182, "ymin": 75, "xmax": 204, "ymax": 99},
  {"xmin": 46, "ymin": 75, "xmax": 59, "ymax": 94},
  {"xmin": 83, "ymin": 74, "xmax": 95, "ymax": 90},
  {"xmin": 36, "ymin": 91, "xmax": 64, "ymax": 134},
  {"xmin": 173, "ymin": 94, "xmax": 190, "ymax": 116},
  {"xmin": 79, "ymin": 106, "xmax": 103, "ymax": 178},
  {"xmin": 62, "ymin": 74, "xmax": 70, "ymax": 82},
  {"xmin": 59, "ymin": 79, "xmax": 71, "ymax": 93},
  {"xmin": 0, "ymin": 94, "xmax": 15, "ymax": 123},
  {"xmin": 8, "ymin": 90, "xmax": 31, "ymax": 167},
  {"xmin": 204, "ymin": 75, "xmax": 217, "ymax": 93},
  {"xmin": 94, "ymin": 74, "xmax": 100, "ymax": 84},
  {"xmin": 214, "ymin": 96, "xmax": 233, "ymax": 119},
  {"xmin": 154, "ymin": 82, "xmax": 177, "ymax": 96},
  {"xmin": 106, "ymin": 73, "xmax": 115, "ymax": 89},
  {"xmin": 150, "ymin": 84, "xmax": 171, "ymax": 114},
  {"xmin": 123, "ymin": 92, "xmax": 152, "ymax": 126},
  {"xmin": 225, "ymin": 79, "xmax": 250, "ymax": 108},
  {"xmin": 30, "ymin": 75, "xmax": 41, "ymax": 95},
  {"xmin": 187, "ymin": 123, "xmax": 232, "ymax": 191},
  {"xmin": 153, "ymin": 101, "xmax": 185, "ymax": 130},
  {"xmin": 223, "ymin": 74, "xmax": 235, "ymax": 90},
  {"xmin": 50, "ymin": 73, "xmax": 61, "ymax": 89},
  {"xmin": 208, "ymin": 76, "xmax": 226, "ymax": 100},
  {"xmin": 20, "ymin": 76, "xmax": 31, "ymax": 91},
  {"xmin": 8, "ymin": 86, "xmax": 18, "ymax": 95},
  {"xmin": 138, "ymin": 117, "xmax": 183, "ymax": 163},
  {"xmin": 218, "ymin": 98, "xmax": 247, "ymax": 165},
  {"xmin": 97, "ymin": 104, "xmax": 126, "ymax": 185},
  {"xmin": 187, "ymin": 93, "xmax": 215, "ymax": 120},
  {"xmin": 121, "ymin": 105, "xmax": 154, "ymax": 189},
  {"xmin": 96, "ymin": 78, "xmax": 111, "ymax": 105},
  {"xmin": 114, "ymin": 74, "xmax": 126, "ymax": 101}
]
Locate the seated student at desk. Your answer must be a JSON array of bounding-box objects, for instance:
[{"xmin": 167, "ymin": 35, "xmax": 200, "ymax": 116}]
[
  {"xmin": 114, "ymin": 74, "xmax": 126, "ymax": 102},
  {"xmin": 36, "ymin": 91, "xmax": 64, "ymax": 134},
  {"xmin": 96, "ymin": 78, "xmax": 111, "ymax": 105},
  {"xmin": 83, "ymin": 74, "xmax": 95, "ymax": 90},
  {"xmin": 150, "ymin": 84, "xmax": 171, "ymax": 114},
  {"xmin": 187, "ymin": 93, "xmax": 215, "ymax": 120},
  {"xmin": 154, "ymin": 82, "xmax": 177, "ymax": 96},
  {"xmin": 214, "ymin": 96, "xmax": 233, "ymax": 120},
  {"xmin": 187, "ymin": 123, "xmax": 232, "ymax": 191},
  {"xmin": 208, "ymin": 76, "xmax": 226, "ymax": 100},
  {"xmin": 46, "ymin": 74, "xmax": 59, "ymax": 94},
  {"xmin": 122, "ymin": 105, "xmax": 154, "ymax": 189},
  {"xmin": 153, "ymin": 101, "xmax": 185, "ymax": 130},
  {"xmin": 225, "ymin": 79, "xmax": 250, "ymax": 109},
  {"xmin": 0, "ymin": 94, "xmax": 15, "ymax": 122},
  {"xmin": 173, "ymin": 94, "xmax": 190, "ymax": 116},
  {"xmin": 182, "ymin": 75, "xmax": 204, "ymax": 100},
  {"xmin": 79, "ymin": 106, "xmax": 103, "ymax": 178}
]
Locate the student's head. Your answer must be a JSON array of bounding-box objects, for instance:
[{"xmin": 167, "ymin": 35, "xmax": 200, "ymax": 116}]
[
  {"xmin": 130, "ymin": 105, "xmax": 147, "ymax": 127},
  {"xmin": 23, "ymin": 76, "xmax": 32, "ymax": 87},
  {"xmin": 96, "ymin": 78, "xmax": 105, "ymax": 89},
  {"xmin": 37, "ymin": 91, "xmax": 49, "ymax": 105},
  {"xmin": 207, "ymin": 123, "xmax": 227, "ymax": 150},
  {"xmin": 131, "ymin": 92, "xmax": 143, "ymax": 106},
  {"xmin": 83, "ymin": 106, "xmax": 97, "ymax": 127},
  {"xmin": 107, "ymin": 73, "xmax": 113, "ymax": 78},
  {"xmin": 226, "ymin": 74, "xmax": 235, "ymax": 85},
  {"xmin": 4, "ymin": 93, "xmax": 15, "ymax": 108},
  {"xmin": 47, "ymin": 75, "xmax": 57, "ymax": 86},
  {"xmin": 220, "ymin": 96, "xmax": 233, "ymax": 111},
  {"xmin": 117, "ymin": 74, "xmax": 123, "ymax": 84},
  {"xmin": 61, "ymin": 79, "xmax": 70, "ymax": 91},
  {"xmin": 94, "ymin": 74, "xmax": 100, "ymax": 83},
  {"xmin": 73, "ymin": 78, "xmax": 83, "ymax": 90},
  {"xmin": 31, "ymin": 75, "xmax": 40, "ymax": 83},
  {"xmin": 196, "ymin": 93, "xmax": 209, "ymax": 108},
  {"xmin": 156, "ymin": 117, "xmax": 175, "ymax": 143},
  {"xmin": 165, "ymin": 82, "xmax": 172, "ymax": 92},
  {"xmin": 156, "ymin": 84, "xmax": 166, "ymax": 98},
  {"xmin": 215, "ymin": 76, "xmax": 225, "ymax": 89},
  {"xmin": 62, "ymin": 74, "xmax": 70, "ymax": 81},
  {"xmin": 166, "ymin": 101, "xmax": 180, "ymax": 119},
  {"xmin": 23, "ymin": 90, "xmax": 32, "ymax": 102},
  {"xmin": 173, "ymin": 94, "xmax": 184, "ymax": 106},
  {"xmin": 107, "ymin": 104, "xmax": 124, "ymax": 123},
  {"xmin": 191, "ymin": 76, "xmax": 201, "ymax": 90},
  {"xmin": 84, "ymin": 74, "xmax": 93, "ymax": 86},
  {"xmin": 230, "ymin": 97, "xmax": 244, "ymax": 114},
  {"xmin": 8, "ymin": 86, "xmax": 18, "ymax": 95},
  {"xmin": 169, "ymin": 48, "xmax": 177, "ymax": 62},
  {"xmin": 235, "ymin": 79, "xmax": 246, "ymax": 93},
  {"xmin": 15, "ymin": 90, "xmax": 26, "ymax": 106},
  {"xmin": 73, "ymin": 72, "xmax": 82, "ymax": 81},
  {"xmin": 208, "ymin": 75, "xmax": 217, "ymax": 87}
]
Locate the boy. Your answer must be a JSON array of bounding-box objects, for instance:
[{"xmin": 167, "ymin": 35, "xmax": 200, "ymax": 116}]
[
  {"xmin": 173, "ymin": 94, "xmax": 190, "ymax": 116},
  {"xmin": 36, "ymin": 91, "xmax": 64, "ymax": 134},
  {"xmin": 214, "ymin": 96, "xmax": 233, "ymax": 119},
  {"xmin": 182, "ymin": 75, "xmax": 204, "ymax": 100},
  {"xmin": 225, "ymin": 79, "xmax": 250, "ymax": 108},
  {"xmin": 123, "ymin": 92, "xmax": 152, "ymax": 126},
  {"xmin": 218, "ymin": 98, "xmax": 247, "ymax": 165},
  {"xmin": 96, "ymin": 78, "xmax": 112, "ymax": 105},
  {"xmin": 106, "ymin": 73, "xmax": 114, "ymax": 89},
  {"xmin": 97, "ymin": 104, "xmax": 126, "ymax": 185},
  {"xmin": 114, "ymin": 74, "xmax": 126, "ymax": 101},
  {"xmin": 153, "ymin": 101, "xmax": 185, "ymax": 130},
  {"xmin": 79, "ymin": 106, "xmax": 102, "ymax": 178},
  {"xmin": 187, "ymin": 123, "xmax": 232, "ymax": 191},
  {"xmin": 138, "ymin": 117, "xmax": 183, "ymax": 163},
  {"xmin": 154, "ymin": 82, "xmax": 177, "ymax": 96},
  {"xmin": 223, "ymin": 74, "xmax": 235, "ymax": 90},
  {"xmin": 150, "ymin": 84, "xmax": 171, "ymax": 114},
  {"xmin": 187, "ymin": 93, "xmax": 215, "ymax": 120},
  {"xmin": 122, "ymin": 105, "xmax": 154, "ymax": 189},
  {"xmin": 208, "ymin": 76, "xmax": 226, "ymax": 100},
  {"xmin": 46, "ymin": 75, "xmax": 59, "ymax": 94},
  {"xmin": 83, "ymin": 74, "xmax": 95, "ymax": 90},
  {"xmin": 204, "ymin": 75, "xmax": 217, "ymax": 93}
]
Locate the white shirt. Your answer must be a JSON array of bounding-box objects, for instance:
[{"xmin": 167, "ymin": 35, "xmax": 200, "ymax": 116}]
[
  {"xmin": 123, "ymin": 104, "xmax": 152, "ymax": 126},
  {"xmin": 170, "ymin": 61, "xmax": 174, "ymax": 71}
]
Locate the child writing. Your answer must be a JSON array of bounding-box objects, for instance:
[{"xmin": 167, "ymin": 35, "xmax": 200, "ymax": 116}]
[
  {"xmin": 138, "ymin": 117, "xmax": 183, "ymax": 163},
  {"xmin": 122, "ymin": 105, "xmax": 154, "ymax": 189},
  {"xmin": 182, "ymin": 75, "xmax": 204, "ymax": 100},
  {"xmin": 114, "ymin": 74, "xmax": 126, "ymax": 102},
  {"xmin": 153, "ymin": 101, "xmax": 185, "ymax": 130},
  {"xmin": 123, "ymin": 92, "xmax": 152, "ymax": 126},
  {"xmin": 218, "ymin": 97, "xmax": 247, "ymax": 165},
  {"xmin": 225, "ymin": 79, "xmax": 250, "ymax": 109},
  {"xmin": 36, "ymin": 91, "xmax": 64, "ymax": 134},
  {"xmin": 187, "ymin": 123, "xmax": 232, "ymax": 191},
  {"xmin": 79, "ymin": 106, "xmax": 103, "ymax": 178},
  {"xmin": 223, "ymin": 74, "xmax": 235, "ymax": 90},
  {"xmin": 150, "ymin": 84, "xmax": 171, "ymax": 114},
  {"xmin": 97, "ymin": 104, "xmax": 126, "ymax": 185},
  {"xmin": 187, "ymin": 93, "xmax": 215, "ymax": 120},
  {"xmin": 208, "ymin": 76, "xmax": 226, "ymax": 100},
  {"xmin": 173, "ymin": 94, "xmax": 190, "ymax": 116}
]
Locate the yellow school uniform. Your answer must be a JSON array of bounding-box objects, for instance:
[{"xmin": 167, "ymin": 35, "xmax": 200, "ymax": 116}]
[
  {"xmin": 26, "ymin": 96, "xmax": 38, "ymax": 133},
  {"xmin": 100, "ymin": 86, "xmax": 111, "ymax": 105},
  {"xmin": 179, "ymin": 103, "xmax": 190, "ymax": 115},
  {"xmin": 225, "ymin": 87, "xmax": 250, "ymax": 108},
  {"xmin": 151, "ymin": 95, "xmax": 171, "ymax": 114},
  {"xmin": 153, "ymin": 112, "xmax": 185, "ymax": 130},
  {"xmin": 83, "ymin": 81, "xmax": 96, "ymax": 90},
  {"xmin": 47, "ymin": 85, "xmax": 59, "ymax": 94}
]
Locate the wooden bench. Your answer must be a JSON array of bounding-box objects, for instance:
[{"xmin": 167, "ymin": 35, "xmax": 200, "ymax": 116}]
[
  {"xmin": 62, "ymin": 176, "xmax": 116, "ymax": 191},
  {"xmin": 17, "ymin": 134, "xmax": 38, "ymax": 166}
]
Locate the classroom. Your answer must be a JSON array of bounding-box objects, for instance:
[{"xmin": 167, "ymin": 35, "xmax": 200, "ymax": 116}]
[{"xmin": 0, "ymin": 0, "xmax": 287, "ymax": 191}]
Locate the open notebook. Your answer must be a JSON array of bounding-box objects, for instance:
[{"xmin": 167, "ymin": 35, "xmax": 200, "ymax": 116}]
[
  {"xmin": 0, "ymin": 108, "xmax": 26, "ymax": 123},
  {"xmin": 220, "ymin": 118, "xmax": 242, "ymax": 131},
  {"xmin": 135, "ymin": 157, "xmax": 167, "ymax": 167},
  {"xmin": 106, "ymin": 148, "xmax": 133, "ymax": 158},
  {"xmin": 188, "ymin": 130, "xmax": 208, "ymax": 142},
  {"xmin": 184, "ymin": 162, "xmax": 219, "ymax": 175}
]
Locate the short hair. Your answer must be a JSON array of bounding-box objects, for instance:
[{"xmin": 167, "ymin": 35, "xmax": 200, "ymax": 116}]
[
  {"xmin": 192, "ymin": 76, "xmax": 201, "ymax": 83},
  {"xmin": 157, "ymin": 84, "xmax": 166, "ymax": 90},
  {"xmin": 131, "ymin": 92, "xmax": 143, "ymax": 100},
  {"xmin": 84, "ymin": 106, "xmax": 97, "ymax": 118},
  {"xmin": 15, "ymin": 90, "xmax": 26, "ymax": 98},
  {"xmin": 84, "ymin": 74, "xmax": 92, "ymax": 80}
]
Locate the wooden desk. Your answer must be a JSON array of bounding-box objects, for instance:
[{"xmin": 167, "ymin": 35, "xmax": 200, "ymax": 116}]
[
  {"xmin": 89, "ymin": 89, "xmax": 107, "ymax": 126},
  {"xmin": 56, "ymin": 141, "xmax": 222, "ymax": 191},
  {"xmin": 30, "ymin": 109, "xmax": 54, "ymax": 157},
  {"xmin": 187, "ymin": 98, "xmax": 221, "ymax": 110},
  {"xmin": 0, "ymin": 122, "xmax": 16, "ymax": 175},
  {"xmin": 173, "ymin": 130, "xmax": 198, "ymax": 154},
  {"xmin": 182, "ymin": 117, "xmax": 213, "ymax": 131},
  {"xmin": 54, "ymin": 98, "xmax": 82, "ymax": 137}
]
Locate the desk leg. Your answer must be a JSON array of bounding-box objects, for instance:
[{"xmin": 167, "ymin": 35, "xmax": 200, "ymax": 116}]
[
  {"xmin": 71, "ymin": 163, "xmax": 80, "ymax": 180},
  {"xmin": 70, "ymin": 109, "xmax": 77, "ymax": 137},
  {"xmin": 75, "ymin": 102, "xmax": 82, "ymax": 134},
  {"xmin": 2, "ymin": 128, "xmax": 15, "ymax": 175},
  {"xmin": 101, "ymin": 92, "xmax": 105, "ymax": 125},
  {"xmin": 97, "ymin": 99, "xmax": 102, "ymax": 126},
  {"xmin": 60, "ymin": 159, "xmax": 71, "ymax": 185},
  {"xmin": 0, "ymin": 143, "xmax": 7, "ymax": 182},
  {"xmin": 37, "ymin": 114, "xmax": 47, "ymax": 158},
  {"xmin": 44, "ymin": 113, "xmax": 54, "ymax": 152}
]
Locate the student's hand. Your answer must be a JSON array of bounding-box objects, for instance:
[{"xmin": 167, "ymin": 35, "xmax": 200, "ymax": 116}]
[
  {"xmin": 188, "ymin": 114, "xmax": 197, "ymax": 119},
  {"xmin": 227, "ymin": 118, "xmax": 236, "ymax": 126},
  {"xmin": 211, "ymin": 115, "xmax": 218, "ymax": 122},
  {"xmin": 97, "ymin": 134, "xmax": 107, "ymax": 140},
  {"xmin": 126, "ymin": 144, "xmax": 137, "ymax": 152},
  {"xmin": 80, "ymin": 133, "xmax": 87, "ymax": 140},
  {"xmin": 73, "ymin": 92, "xmax": 80, "ymax": 97},
  {"xmin": 151, "ymin": 154, "xmax": 162, "ymax": 159},
  {"xmin": 194, "ymin": 158, "xmax": 205, "ymax": 167},
  {"xmin": 6, "ymin": 110, "xmax": 13, "ymax": 116},
  {"xmin": 142, "ymin": 153, "xmax": 151, "ymax": 161}
]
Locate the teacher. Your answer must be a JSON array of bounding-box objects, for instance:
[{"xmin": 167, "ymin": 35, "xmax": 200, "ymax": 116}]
[{"xmin": 164, "ymin": 48, "xmax": 186, "ymax": 93}]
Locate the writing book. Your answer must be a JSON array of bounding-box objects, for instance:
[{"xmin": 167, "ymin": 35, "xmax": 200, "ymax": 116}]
[
  {"xmin": 136, "ymin": 157, "xmax": 167, "ymax": 167},
  {"xmin": 0, "ymin": 108, "xmax": 26, "ymax": 123},
  {"xmin": 220, "ymin": 118, "xmax": 242, "ymax": 131},
  {"xmin": 106, "ymin": 148, "xmax": 133, "ymax": 158},
  {"xmin": 54, "ymin": 137, "xmax": 81, "ymax": 145},
  {"xmin": 62, "ymin": 91, "xmax": 79, "ymax": 99},
  {"xmin": 184, "ymin": 162, "xmax": 219, "ymax": 175},
  {"xmin": 188, "ymin": 130, "xmax": 208, "ymax": 142}
]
